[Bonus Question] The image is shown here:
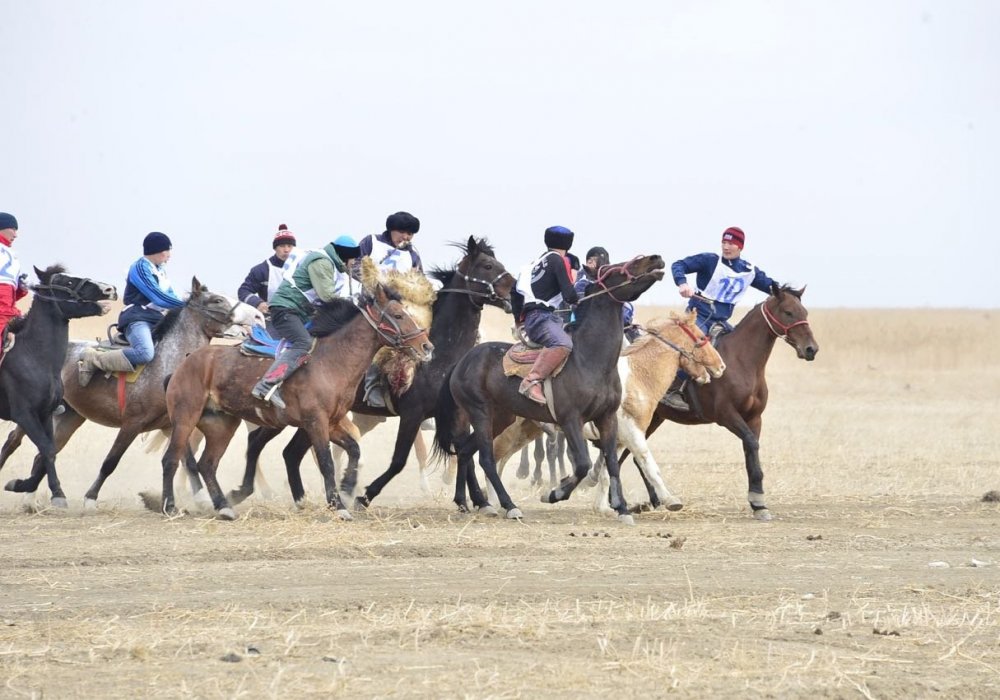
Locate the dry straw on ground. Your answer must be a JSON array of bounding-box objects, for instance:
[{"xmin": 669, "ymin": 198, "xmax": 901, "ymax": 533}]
[{"xmin": 0, "ymin": 304, "xmax": 998, "ymax": 698}]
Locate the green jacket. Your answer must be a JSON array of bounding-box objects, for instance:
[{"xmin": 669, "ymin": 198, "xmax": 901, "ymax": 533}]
[{"xmin": 269, "ymin": 243, "xmax": 354, "ymax": 319}]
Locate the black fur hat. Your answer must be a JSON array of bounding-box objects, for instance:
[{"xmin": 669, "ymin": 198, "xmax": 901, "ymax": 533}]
[
  {"xmin": 386, "ymin": 211, "xmax": 420, "ymax": 234},
  {"xmin": 544, "ymin": 225, "xmax": 574, "ymax": 251}
]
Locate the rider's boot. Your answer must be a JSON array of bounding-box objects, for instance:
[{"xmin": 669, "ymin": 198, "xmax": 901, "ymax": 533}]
[
  {"xmin": 518, "ymin": 346, "xmax": 571, "ymax": 405},
  {"xmin": 78, "ymin": 348, "xmax": 136, "ymax": 387},
  {"xmin": 662, "ymin": 375, "xmax": 689, "ymax": 411},
  {"xmin": 251, "ymin": 348, "xmax": 310, "ymax": 410},
  {"xmin": 362, "ymin": 363, "xmax": 385, "ymax": 408}
]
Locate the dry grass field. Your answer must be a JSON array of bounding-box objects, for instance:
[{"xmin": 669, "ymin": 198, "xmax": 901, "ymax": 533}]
[{"xmin": 1, "ymin": 302, "xmax": 998, "ymax": 698}]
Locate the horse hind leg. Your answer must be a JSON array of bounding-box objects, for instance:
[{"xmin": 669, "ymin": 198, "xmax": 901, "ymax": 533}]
[
  {"xmin": 229, "ymin": 425, "xmax": 281, "ymax": 506},
  {"xmin": 82, "ymin": 428, "xmax": 141, "ymax": 509},
  {"xmin": 0, "ymin": 425, "xmax": 25, "ymax": 473}
]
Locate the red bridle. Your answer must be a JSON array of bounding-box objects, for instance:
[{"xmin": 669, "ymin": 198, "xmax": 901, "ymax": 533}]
[
  {"xmin": 760, "ymin": 299, "xmax": 810, "ymax": 338},
  {"xmin": 674, "ymin": 317, "xmax": 709, "ymax": 348}
]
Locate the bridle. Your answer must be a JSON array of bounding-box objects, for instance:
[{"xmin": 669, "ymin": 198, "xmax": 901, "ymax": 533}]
[
  {"xmin": 578, "ymin": 256, "xmax": 661, "ymax": 306},
  {"xmin": 187, "ymin": 295, "xmax": 242, "ymax": 326},
  {"xmin": 358, "ymin": 295, "xmax": 428, "ymax": 359},
  {"xmin": 30, "ymin": 275, "xmax": 112, "ymax": 305},
  {"xmin": 760, "ymin": 297, "xmax": 810, "ymax": 344},
  {"xmin": 437, "ymin": 257, "xmax": 513, "ymax": 309},
  {"xmin": 640, "ymin": 318, "xmax": 711, "ymax": 367}
]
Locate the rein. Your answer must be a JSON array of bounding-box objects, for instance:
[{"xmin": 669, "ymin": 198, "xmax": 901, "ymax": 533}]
[
  {"xmin": 555, "ymin": 256, "xmax": 662, "ymax": 313},
  {"xmin": 358, "ymin": 299, "xmax": 427, "ymax": 356},
  {"xmin": 760, "ymin": 300, "xmax": 810, "ymax": 341},
  {"xmin": 640, "ymin": 320, "xmax": 709, "ymax": 365},
  {"xmin": 437, "ymin": 267, "xmax": 513, "ymax": 308},
  {"xmin": 187, "ymin": 297, "xmax": 241, "ymax": 326}
]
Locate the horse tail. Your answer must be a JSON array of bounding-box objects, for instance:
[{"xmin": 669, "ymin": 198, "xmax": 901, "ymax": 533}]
[{"xmin": 432, "ymin": 368, "xmax": 459, "ymax": 460}]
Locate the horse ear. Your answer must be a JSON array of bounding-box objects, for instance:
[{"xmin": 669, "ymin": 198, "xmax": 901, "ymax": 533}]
[
  {"xmin": 33, "ymin": 266, "xmax": 44, "ymax": 279},
  {"xmin": 467, "ymin": 235, "xmax": 478, "ymax": 254},
  {"xmin": 191, "ymin": 276, "xmax": 207, "ymax": 294},
  {"xmin": 796, "ymin": 284, "xmax": 806, "ymax": 298},
  {"xmin": 770, "ymin": 282, "xmax": 782, "ymax": 298}
]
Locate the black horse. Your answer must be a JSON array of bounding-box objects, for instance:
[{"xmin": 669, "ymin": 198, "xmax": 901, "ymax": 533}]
[
  {"xmin": 227, "ymin": 236, "xmax": 515, "ymax": 508},
  {"xmin": 434, "ymin": 254, "xmax": 666, "ymax": 523},
  {"xmin": 0, "ymin": 265, "xmax": 117, "ymax": 506}
]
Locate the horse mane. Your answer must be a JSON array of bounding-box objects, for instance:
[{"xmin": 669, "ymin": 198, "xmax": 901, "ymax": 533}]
[
  {"xmin": 151, "ymin": 307, "xmax": 184, "ymax": 342},
  {"xmin": 429, "ymin": 237, "xmax": 498, "ymax": 290},
  {"xmin": 309, "ymin": 298, "xmax": 362, "ymax": 337}
]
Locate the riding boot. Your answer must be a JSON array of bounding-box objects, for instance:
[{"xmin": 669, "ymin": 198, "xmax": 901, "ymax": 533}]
[
  {"xmin": 251, "ymin": 348, "xmax": 310, "ymax": 410},
  {"xmin": 518, "ymin": 346, "xmax": 571, "ymax": 405},
  {"xmin": 662, "ymin": 375, "xmax": 689, "ymax": 411},
  {"xmin": 362, "ymin": 363, "xmax": 385, "ymax": 408},
  {"xmin": 78, "ymin": 348, "xmax": 136, "ymax": 387}
]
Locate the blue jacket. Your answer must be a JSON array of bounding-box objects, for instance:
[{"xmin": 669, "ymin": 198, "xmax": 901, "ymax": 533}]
[
  {"xmin": 119, "ymin": 257, "xmax": 185, "ymax": 331},
  {"xmin": 671, "ymin": 252, "xmax": 777, "ymax": 328}
]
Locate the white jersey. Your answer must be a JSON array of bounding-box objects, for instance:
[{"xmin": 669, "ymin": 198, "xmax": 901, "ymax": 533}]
[
  {"xmin": 0, "ymin": 241, "xmax": 21, "ymax": 290},
  {"xmin": 266, "ymin": 262, "xmax": 284, "ymax": 301},
  {"xmin": 369, "ymin": 236, "xmax": 417, "ymax": 273},
  {"xmin": 700, "ymin": 260, "xmax": 757, "ymax": 305}
]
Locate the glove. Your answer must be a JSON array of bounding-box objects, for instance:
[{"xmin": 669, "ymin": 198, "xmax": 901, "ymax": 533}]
[{"xmin": 16, "ymin": 273, "xmax": 28, "ymax": 291}]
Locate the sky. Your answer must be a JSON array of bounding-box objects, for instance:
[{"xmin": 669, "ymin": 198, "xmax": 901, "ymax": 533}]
[{"xmin": 2, "ymin": 1, "xmax": 996, "ymax": 309}]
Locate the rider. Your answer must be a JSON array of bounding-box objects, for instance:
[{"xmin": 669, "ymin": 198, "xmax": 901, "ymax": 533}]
[
  {"xmin": 0, "ymin": 212, "xmax": 29, "ymax": 340},
  {"xmin": 238, "ymin": 223, "xmax": 297, "ymax": 322},
  {"xmin": 511, "ymin": 225, "xmax": 579, "ymax": 404},
  {"xmin": 359, "ymin": 211, "xmax": 422, "ymax": 407},
  {"xmin": 573, "ymin": 245, "xmax": 639, "ymax": 342},
  {"xmin": 663, "ymin": 226, "xmax": 780, "ymax": 410},
  {"xmin": 250, "ymin": 235, "xmax": 362, "ymax": 410},
  {"xmin": 78, "ymin": 232, "xmax": 184, "ymax": 386}
]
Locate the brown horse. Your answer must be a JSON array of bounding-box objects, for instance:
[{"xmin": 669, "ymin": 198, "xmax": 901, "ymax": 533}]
[
  {"xmin": 642, "ymin": 284, "xmax": 818, "ymax": 520},
  {"xmin": 161, "ymin": 279, "xmax": 433, "ymax": 520},
  {"xmin": 434, "ymin": 254, "xmax": 666, "ymax": 524},
  {"xmin": 0, "ymin": 279, "xmax": 263, "ymax": 506}
]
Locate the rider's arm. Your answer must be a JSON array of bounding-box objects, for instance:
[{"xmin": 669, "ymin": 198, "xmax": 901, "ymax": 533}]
[
  {"xmin": 553, "ymin": 253, "xmax": 579, "ymax": 305},
  {"xmin": 238, "ymin": 261, "xmax": 267, "ymax": 308},
  {"xmin": 127, "ymin": 259, "xmax": 185, "ymax": 308},
  {"xmin": 306, "ymin": 258, "xmax": 345, "ymax": 303},
  {"xmin": 750, "ymin": 266, "xmax": 780, "ymax": 294}
]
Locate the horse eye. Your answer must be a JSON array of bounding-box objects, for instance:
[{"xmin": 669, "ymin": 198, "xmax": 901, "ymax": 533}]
[{"xmin": 484, "ymin": 264, "xmax": 493, "ymax": 271}]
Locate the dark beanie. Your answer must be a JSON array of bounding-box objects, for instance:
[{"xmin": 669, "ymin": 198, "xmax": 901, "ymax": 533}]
[
  {"xmin": 385, "ymin": 211, "xmax": 420, "ymax": 234},
  {"xmin": 585, "ymin": 246, "xmax": 609, "ymax": 266},
  {"xmin": 544, "ymin": 225, "xmax": 574, "ymax": 251},
  {"xmin": 331, "ymin": 234, "xmax": 361, "ymax": 261},
  {"xmin": 143, "ymin": 231, "xmax": 172, "ymax": 255},
  {"xmin": 0, "ymin": 212, "xmax": 18, "ymax": 231},
  {"xmin": 722, "ymin": 226, "xmax": 745, "ymax": 249},
  {"xmin": 273, "ymin": 223, "xmax": 297, "ymax": 248}
]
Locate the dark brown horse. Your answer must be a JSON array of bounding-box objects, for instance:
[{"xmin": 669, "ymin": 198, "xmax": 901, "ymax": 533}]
[
  {"xmin": 0, "ymin": 279, "xmax": 263, "ymax": 507},
  {"xmin": 0, "ymin": 266, "xmax": 117, "ymax": 506},
  {"xmin": 434, "ymin": 254, "xmax": 666, "ymax": 524},
  {"xmin": 161, "ymin": 280, "xmax": 433, "ymax": 520},
  {"xmin": 230, "ymin": 236, "xmax": 515, "ymax": 509},
  {"xmin": 640, "ymin": 285, "xmax": 818, "ymax": 520}
]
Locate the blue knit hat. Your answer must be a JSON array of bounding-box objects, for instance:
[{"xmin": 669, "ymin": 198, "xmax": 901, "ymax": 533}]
[
  {"xmin": 0, "ymin": 213, "xmax": 18, "ymax": 231},
  {"xmin": 143, "ymin": 231, "xmax": 172, "ymax": 255},
  {"xmin": 332, "ymin": 235, "xmax": 361, "ymax": 261}
]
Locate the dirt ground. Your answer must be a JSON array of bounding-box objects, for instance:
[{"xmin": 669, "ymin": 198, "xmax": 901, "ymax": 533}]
[{"xmin": 1, "ymin": 306, "xmax": 998, "ymax": 698}]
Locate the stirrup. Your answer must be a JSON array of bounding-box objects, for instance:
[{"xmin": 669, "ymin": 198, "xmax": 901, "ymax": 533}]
[
  {"xmin": 519, "ymin": 379, "xmax": 547, "ymax": 405},
  {"xmin": 663, "ymin": 391, "xmax": 689, "ymax": 411}
]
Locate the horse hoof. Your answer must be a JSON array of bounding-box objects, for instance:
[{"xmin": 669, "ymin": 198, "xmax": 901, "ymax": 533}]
[
  {"xmin": 217, "ymin": 507, "xmax": 237, "ymax": 521},
  {"xmin": 294, "ymin": 499, "xmax": 307, "ymax": 511},
  {"xmin": 335, "ymin": 509, "xmax": 354, "ymax": 522},
  {"xmin": 226, "ymin": 490, "xmax": 246, "ymax": 506},
  {"xmin": 477, "ymin": 505, "xmax": 498, "ymax": 517},
  {"xmin": 617, "ymin": 513, "xmax": 636, "ymax": 526},
  {"xmin": 506, "ymin": 507, "xmax": 524, "ymax": 520},
  {"xmin": 50, "ymin": 497, "xmax": 69, "ymax": 509},
  {"xmin": 4, "ymin": 479, "xmax": 21, "ymax": 493},
  {"xmin": 83, "ymin": 498, "xmax": 98, "ymax": 511},
  {"xmin": 353, "ymin": 496, "xmax": 370, "ymax": 511},
  {"xmin": 753, "ymin": 508, "xmax": 773, "ymax": 522},
  {"xmin": 665, "ymin": 500, "xmax": 684, "ymax": 512}
]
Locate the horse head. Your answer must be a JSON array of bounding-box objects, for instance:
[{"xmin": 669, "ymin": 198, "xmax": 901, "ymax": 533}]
[
  {"xmin": 673, "ymin": 309, "xmax": 726, "ymax": 383},
  {"xmin": 366, "ymin": 283, "xmax": 435, "ymax": 362},
  {"xmin": 764, "ymin": 283, "xmax": 818, "ymax": 361},
  {"xmin": 454, "ymin": 235, "xmax": 516, "ymax": 312},
  {"xmin": 594, "ymin": 254, "xmax": 665, "ymax": 303},
  {"xmin": 32, "ymin": 265, "xmax": 118, "ymax": 320},
  {"xmin": 186, "ymin": 277, "xmax": 265, "ymax": 338}
]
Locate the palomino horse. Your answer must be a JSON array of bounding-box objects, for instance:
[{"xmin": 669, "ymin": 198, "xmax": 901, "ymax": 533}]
[
  {"xmin": 643, "ymin": 285, "xmax": 818, "ymax": 520},
  {"xmin": 161, "ymin": 278, "xmax": 433, "ymax": 520},
  {"xmin": 492, "ymin": 311, "xmax": 726, "ymax": 510},
  {"xmin": 0, "ymin": 265, "xmax": 117, "ymax": 506},
  {"xmin": 228, "ymin": 236, "xmax": 514, "ymax": 509},
  {"xmin": 0, "ymin": 278, "xmax": 264, "ymax": 506},
  {"xmin": 434, "ymin": 254, "xmax": 666, "ymax": 524}
]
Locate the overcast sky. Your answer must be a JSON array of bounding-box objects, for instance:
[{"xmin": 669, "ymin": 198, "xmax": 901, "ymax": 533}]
[{"xmin": 3, "ymin": 1, "xmax": 996, "ymax": 308}]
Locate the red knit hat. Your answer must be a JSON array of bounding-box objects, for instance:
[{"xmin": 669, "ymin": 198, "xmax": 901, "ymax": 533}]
[
  {"xmin": 722, "ymin": 226, "xmax": 745, "ymax": 249},
  {"xmin": 272, "ymin": 223, "xmax": 297, "ymax": 248}
]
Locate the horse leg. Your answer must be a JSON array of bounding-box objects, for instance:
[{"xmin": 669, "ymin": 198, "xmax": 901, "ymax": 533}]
[
  {"xmin": 306, "ymin": 424, "xmax": 351, "ymax": 521},
  {"xmin": 530, "ymin": 436, "xmax": 545, "ymax": 487},
  {"xmin": 190, "ymin": 414, "xmax": 241, "ymax": 520},
  {"xmin": 355, "ymin": 413, "xmax": 423, "ymax": 510},
  {"xmin": 281, "ymin": 428, "xmax": 312, "ymax": 507},
  {"xmin": 620, "ymin": 415, "xmax": 682, "ymax": 512},
  {"xmin": 332, "ymin": 433, "xmax": 361, "ymax": 502},
  {"xmin": 592, "ymin": 413, "xmax": 632, "ymax": 523},
  {"xmin": 728, "ymin": 413, "xmax": 770, "ymax": 521},
  {"xmin": 6, "ymin": 412, "xmax": 65, "ymax": 507},
  {"xmin": 0, "ymin": 425, "xmax": 25, "ymax": 472},
  {"xmin": 516, "ymin": 446, "xmax": 530, "ymax": 480},
  {"xmin": 82, "ymin": 428, "xmax": 140, "ymax": 508},
  {"xmin": 541, "ymin": 421, "xmax": 591, "ymax": 504},
  {"xmin": 471, "ymin": 422, "xmax": 521, "ymax": 519},
  {"xmin": 229, "ymin": 425, "xmax": 283, "ymax": 505},
  {"xmin": 4, "ymin": 407, "xmax": 85, "ymax": 499},
  {"xmin": 556, "ymin": 431, "xmax": 568, "ymax": 480},
  {"xmin": 545, "ymin": 431, "xmax": 559, "ymax": 490},
  {"xmin": 413, "ymin": 430, "xmax": 433, "ymax": 495}
]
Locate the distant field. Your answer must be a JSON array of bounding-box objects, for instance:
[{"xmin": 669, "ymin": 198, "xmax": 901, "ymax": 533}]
[{"xmin": 0, "ymin": 303, "xmax": 998, "ymax": 698}]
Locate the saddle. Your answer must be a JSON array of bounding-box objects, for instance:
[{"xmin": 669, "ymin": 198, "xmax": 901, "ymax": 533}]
[
  {"xmin": 501, "ymin": 342, "xmax": 569, "ymax": 380},
  {"xmin": 240, "ymin": 325, "xmax": 282, "ymax": 358},
  {"xmin": 91, "ymin": 324, "xmax": 146, "ymax": 383}
]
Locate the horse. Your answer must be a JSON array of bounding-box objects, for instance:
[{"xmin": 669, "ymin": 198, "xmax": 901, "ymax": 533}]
[
  {"xmin": 227, "ymin": 236, "xmax": 514, "ymax": 509},
  {"xmin": 160, "ymin": 275, "xmax": 434, "ymax": 520},
  {"xmin": 493, "ymin": 311, "xmax": 726, "ymax": 510},
  {"xmin": 0, "ymin": 265, "xmax": 117, "ymax": 506},
  {"xmin": 512, "ymin": 423, "xmax": 567, "ymax": 489},
  {"xmin": 0, "ymin": 278, "xmax": 264, "ymax": 506},
  {"xmin": 639, "ymin": 285, "xmax": 818, "ymax": 520},
  {"xmin": 434, "ymin": 254, "xmax": 666, "ymax": 524}
]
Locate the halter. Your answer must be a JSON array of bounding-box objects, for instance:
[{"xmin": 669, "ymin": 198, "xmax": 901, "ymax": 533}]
[
  {"xmin": 187, "ymin": 296, "xmax": 241, "ymax": 326},
  {"xmin": 576, "ymin": 256, "xmax": 661, "ymax": 306},
  {"xmin": 640, "ymin": 318, "xmax": 710, "ymax": 366},
  {"xmin": 30, "ymin": 274, "xmax": 111, "ymax": 305},
  {"xmin": 358, "ymin": 296, "xmax": 428, "ymax": 358},
  {"xmin": 760, "ymin": 297, "xmax": 810, "ymax": 341},
  {"xmin": 437, "ymin": 262, "xmax": 513, "ymax": 308}
]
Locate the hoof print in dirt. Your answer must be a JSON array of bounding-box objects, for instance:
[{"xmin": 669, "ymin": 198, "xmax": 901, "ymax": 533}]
[
  {"xmin": 826, "ymin": 611, "xmax": 842, "ymax": 621},
  {"xmin": 669, "ymin": 536, "xmax": 687, "ymax": 549},
  {"xmin": 220, "ymin": 652, "xmax": 243, "ymax": 663},
  {"xmin": 806, "ymin": 534, "xmax": 823, "ymax": 541},
  {"xmin": 873, "ymin": 628, "xmax": 900, "ymax": 637},
  {"xmin": 981, "ymin": 490, "xmax": 1000, "ymax": 502}
]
